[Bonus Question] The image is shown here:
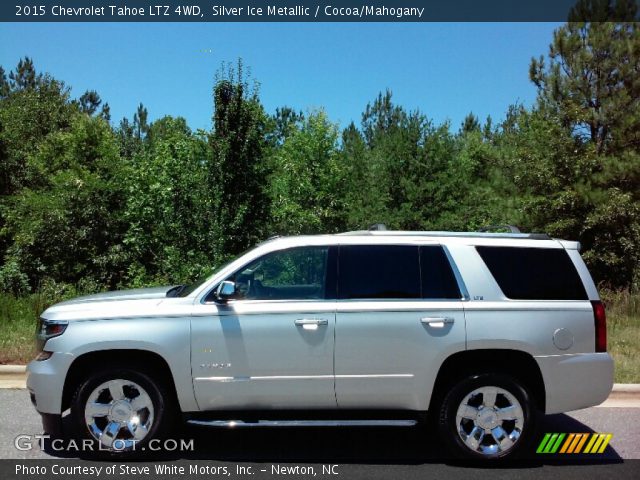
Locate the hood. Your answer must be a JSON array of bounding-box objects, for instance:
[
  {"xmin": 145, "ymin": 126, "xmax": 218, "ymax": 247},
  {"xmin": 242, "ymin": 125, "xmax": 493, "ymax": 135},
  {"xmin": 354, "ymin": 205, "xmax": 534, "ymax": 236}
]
[
  {"xmin": 55, "ymin": 286, "xmax": 176, "ymax": 306},
  {"xmin": 41, "ymin": 285, "xmax": 194, "ymax": 322}
]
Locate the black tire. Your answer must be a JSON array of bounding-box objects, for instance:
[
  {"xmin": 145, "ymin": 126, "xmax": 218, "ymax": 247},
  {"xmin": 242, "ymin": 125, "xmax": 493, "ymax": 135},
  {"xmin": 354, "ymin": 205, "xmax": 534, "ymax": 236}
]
[
  {"xmin": 70, "ymin": 366, "xmax": 175, "ymax": 458},
  {"xmin": 437, "ymin": 373, "xmax": 539, "ymax": 460}
]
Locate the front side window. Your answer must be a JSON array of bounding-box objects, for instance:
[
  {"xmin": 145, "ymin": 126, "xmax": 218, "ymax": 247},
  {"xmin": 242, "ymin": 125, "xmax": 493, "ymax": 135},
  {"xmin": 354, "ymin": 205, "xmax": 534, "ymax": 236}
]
[{"xmin": 227, "ymin": 247, "xmax": 329, "ymax": 301}]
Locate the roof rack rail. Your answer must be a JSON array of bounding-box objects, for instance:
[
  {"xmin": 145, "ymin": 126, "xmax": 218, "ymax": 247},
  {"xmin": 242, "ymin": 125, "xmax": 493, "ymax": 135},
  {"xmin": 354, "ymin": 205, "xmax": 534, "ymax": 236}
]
[
  {"xmin": 477, "ymin": 225, "xmax": 521, "ymax": 233},
  {"xmin": 338, "ymin": 229, "xmax": 551, "ymax": 240}
]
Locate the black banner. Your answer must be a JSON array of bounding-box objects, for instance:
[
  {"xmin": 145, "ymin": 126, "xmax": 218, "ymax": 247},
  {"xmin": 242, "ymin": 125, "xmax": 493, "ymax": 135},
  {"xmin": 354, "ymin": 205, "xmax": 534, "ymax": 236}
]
[
  {"xmin": 3, "ymin": 0, "xmax": 639, "ymax": 22},
  {"xmin": 3, "ymin": 459, "xmax": 640, "ymax": 480}
]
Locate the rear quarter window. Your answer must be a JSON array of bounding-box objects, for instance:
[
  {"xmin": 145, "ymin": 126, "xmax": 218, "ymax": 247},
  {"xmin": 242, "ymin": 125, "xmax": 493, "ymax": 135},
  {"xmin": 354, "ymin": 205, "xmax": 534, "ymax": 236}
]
[{"xmin": 476, "ymin": 246, "xmax": 587, "ymax": 300}]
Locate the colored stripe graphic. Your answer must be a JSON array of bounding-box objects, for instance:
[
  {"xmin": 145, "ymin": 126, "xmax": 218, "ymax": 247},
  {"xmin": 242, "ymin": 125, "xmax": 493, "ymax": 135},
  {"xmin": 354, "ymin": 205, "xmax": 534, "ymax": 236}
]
[
  {"xmin": 537, "ymin": 433, "xmax": 612, "ymax": 454},
  {"xmin": 544, "ymin": 433, "xmax": 559, "ymax": 453},
  {"xmin": 597, "ymin": 434, "xmax": 613, "ymax": 453},
  {"xmin": 550, "ymin": 433, "xmax": 566, "ymax": 453},
  {"xmin": 536, "ymin": 433, "xmax": 552, "ymax": 453},
  {"xmin": 559, "ymin": 433, "xmax": 575, "ymax": 453},
  {"xmin": 573, "ymin": 433, "xmax": 589, "ymax": 453},
  {"xmin": 583, "ymin": 433, "xmax": 598, "ymax": 453}
]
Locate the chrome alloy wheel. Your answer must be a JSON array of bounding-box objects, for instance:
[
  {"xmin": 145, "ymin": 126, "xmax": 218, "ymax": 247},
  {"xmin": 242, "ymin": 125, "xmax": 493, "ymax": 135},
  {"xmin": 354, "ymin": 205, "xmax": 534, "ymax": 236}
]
[
  {"xmin": 84, "ymin": 379, "xmax": 154, "ymax": 450},
  {"xmin": 455, "ymin": 386, "xmax": 524, "ymax": 456}
]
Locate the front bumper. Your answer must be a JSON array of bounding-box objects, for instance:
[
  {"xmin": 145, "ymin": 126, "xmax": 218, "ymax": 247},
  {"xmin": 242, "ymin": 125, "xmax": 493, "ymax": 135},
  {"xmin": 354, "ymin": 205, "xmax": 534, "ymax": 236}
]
[
  {"xmin": 26, "ymin": 352, "xmax": 75, "ymax": 414},
  {"xmin": 535, "ymin": 352, "xmax": 614, "ymax": 414}
]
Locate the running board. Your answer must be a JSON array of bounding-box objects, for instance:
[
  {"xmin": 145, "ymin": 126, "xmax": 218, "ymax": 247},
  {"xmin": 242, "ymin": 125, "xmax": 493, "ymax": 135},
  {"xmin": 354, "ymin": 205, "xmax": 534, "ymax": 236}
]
[{"xmin": 187, "ymin": 419, "xmax": 417, "ymax": 428}]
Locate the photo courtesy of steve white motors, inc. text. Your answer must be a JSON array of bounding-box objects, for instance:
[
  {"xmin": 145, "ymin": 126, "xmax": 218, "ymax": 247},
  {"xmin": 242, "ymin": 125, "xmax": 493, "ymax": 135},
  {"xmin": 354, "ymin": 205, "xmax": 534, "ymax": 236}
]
[{"xmin": 14, "ymin": 463, "xmax": 340, "ymax": 476}]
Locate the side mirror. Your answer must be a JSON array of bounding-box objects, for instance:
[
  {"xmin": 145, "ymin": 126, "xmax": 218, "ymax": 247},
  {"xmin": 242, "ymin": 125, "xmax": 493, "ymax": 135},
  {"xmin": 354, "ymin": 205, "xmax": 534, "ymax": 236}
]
[{"xmin": 215, "ymin": 281, "xmax": 236, "ymax": 302}]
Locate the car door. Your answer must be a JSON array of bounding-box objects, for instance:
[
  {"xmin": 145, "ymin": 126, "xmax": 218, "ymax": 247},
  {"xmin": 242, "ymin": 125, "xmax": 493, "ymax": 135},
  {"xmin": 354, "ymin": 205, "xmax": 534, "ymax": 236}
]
[
  {"xmin": 334, "ymin": 244, "xmax": 467, "ymax": 411},
  {"xmin": 191, "ymin": 245, "xmax": 338, "ymax": 410}
]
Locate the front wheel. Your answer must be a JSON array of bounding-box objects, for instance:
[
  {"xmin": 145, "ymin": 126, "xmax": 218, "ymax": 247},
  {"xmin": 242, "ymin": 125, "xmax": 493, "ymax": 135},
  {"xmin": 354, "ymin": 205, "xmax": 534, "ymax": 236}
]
[
  {"xmin": 71, "ymin": 367, "xmax": 173, "ymax": 456},
  {"xmin": 437, "ymin": 373, "xmax": 539, "ymax": 460}
]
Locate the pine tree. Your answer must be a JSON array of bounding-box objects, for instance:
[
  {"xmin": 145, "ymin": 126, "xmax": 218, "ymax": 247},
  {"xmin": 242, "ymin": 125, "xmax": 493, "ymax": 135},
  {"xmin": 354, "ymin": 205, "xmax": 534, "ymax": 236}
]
[
  {"xmin": 78, "ymin": 90, "xmax": 102, "ymax": 115},
  {"xmin": 8, "ymin": 57, "xmax": 38, "ymax": 90},
  {"xmin": 461, "ymin": 112, "xmax": 480, "ymax": 134},
  {"xmin": 0, "ymin": 67, "xmax": 9, "ymax": 98},
  {"xmin": 133, "ymin": 103, "xmax": 149, "ymax": 140},
  {"xmin": 526, "ymin": 0, "xmax": 640, "ymax": 288},
  {"xmin": 529, "ymin": 0, "xmax": 640, "ymax": 155}
]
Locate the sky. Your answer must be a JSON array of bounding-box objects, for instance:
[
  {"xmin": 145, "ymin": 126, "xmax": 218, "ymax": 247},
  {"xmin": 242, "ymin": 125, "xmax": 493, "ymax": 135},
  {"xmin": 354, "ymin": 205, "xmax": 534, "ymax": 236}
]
[{"xmin": 0, "ymin": 22, "xmax": 562, "ymax": 131}]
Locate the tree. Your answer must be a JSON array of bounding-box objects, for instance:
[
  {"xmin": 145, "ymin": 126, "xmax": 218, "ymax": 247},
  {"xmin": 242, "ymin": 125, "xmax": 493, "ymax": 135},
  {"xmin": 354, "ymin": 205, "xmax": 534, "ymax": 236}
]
[
  {"xmin": 461, "ymin": 112, "xmax": 480, "ymax": 134},
  {"xmin": 123, "ymin": 116, "xmax": 211, "ymax": 285},
  {"xmin": 133, "ymin": 103, "xmax": 149, "ymax": 140},
  {"xmin": 100, "ymin": 103, "xmax": 111, "ymax": 122},
  {"xmin": 268, "ymin": 106, "xmax": 304, "ymax": 145},
  {"xmin": 526, "ymin": 0, "xmax": 640, "ymax": 288},
  {"xmin": 269, "ymin": 110, "xmax": 346, "ymax": 235},
  {"xmin": 78, "ymin": 90, "xmax": 102, "ymax": 115},
  {"xmin": 0, "ymin": 67, "xmax": 9, "ymax": 98},
  {"xmin": 1, "ymin": 115, "xmax": 129, "ymax": 290},
  {"xmin": 208, "ymin": 60, "xmax": 271, "ymax": 262},
  {"xmin": 116, "ymin": 117, "xmax": 138, "ymax": 159},
  {"xmin": 8, "ymin": 57, "xmax": 38, "ymax": 91},
  {"xmin": 529, "ymin": 0, "xmax": 640, "ymax": 154}
]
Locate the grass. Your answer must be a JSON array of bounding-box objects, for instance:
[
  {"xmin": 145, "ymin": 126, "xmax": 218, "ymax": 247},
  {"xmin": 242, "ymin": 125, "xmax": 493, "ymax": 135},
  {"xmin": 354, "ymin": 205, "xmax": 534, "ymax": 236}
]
[
  {"xmin": 0, "ymin": 293, "xmax": 49, "ymax": 364},
  {"xmin": 602, "ymin": 290, "xmax": 640, "ymax": 383},
  {"xmin": 1, "ymin": 290, "xmax": 639, "ymax": 383}
]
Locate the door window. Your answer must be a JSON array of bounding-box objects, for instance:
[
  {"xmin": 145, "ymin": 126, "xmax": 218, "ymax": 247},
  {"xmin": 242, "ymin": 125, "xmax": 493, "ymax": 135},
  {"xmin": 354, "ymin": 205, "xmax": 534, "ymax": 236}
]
[
  {"xmin": 338, "ymin": 245, "xmax": 421, "ymax": 299},
  {"xmin": 420, "ymin": 246, "xmax": 462, "ymax": 299}
]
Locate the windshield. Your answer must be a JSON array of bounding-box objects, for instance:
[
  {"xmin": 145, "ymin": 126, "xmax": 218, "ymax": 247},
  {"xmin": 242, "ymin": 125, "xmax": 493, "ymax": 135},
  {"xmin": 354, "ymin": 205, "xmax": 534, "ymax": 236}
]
[{"xmin": 170, "ymin": 247, "xmax": 257, "ymax": 298}]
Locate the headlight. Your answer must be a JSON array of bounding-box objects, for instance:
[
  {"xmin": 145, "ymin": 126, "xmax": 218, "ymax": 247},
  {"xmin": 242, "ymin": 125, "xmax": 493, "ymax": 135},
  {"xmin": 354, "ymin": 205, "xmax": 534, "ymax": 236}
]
[{"xmin": 35, "ymin": 318, "xmax": 68, "ymax": 351}]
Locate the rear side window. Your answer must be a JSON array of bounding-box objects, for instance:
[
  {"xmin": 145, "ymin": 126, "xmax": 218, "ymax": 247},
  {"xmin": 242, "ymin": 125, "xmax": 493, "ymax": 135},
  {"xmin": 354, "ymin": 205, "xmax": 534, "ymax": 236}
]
[
  {"xmin": 420, "ymin": 246, "xmax": 461, "ymax": 299},
  {"xmin": 338, "ymin": 245, "xmax": 421, "ymax": 299},
  {"xmin": 338, "ymin": 245, "xmax": 461, "ymax": 300},
  {"xmin": 476, "ymin": 246, "xmax": 587, "ymax": 300}
]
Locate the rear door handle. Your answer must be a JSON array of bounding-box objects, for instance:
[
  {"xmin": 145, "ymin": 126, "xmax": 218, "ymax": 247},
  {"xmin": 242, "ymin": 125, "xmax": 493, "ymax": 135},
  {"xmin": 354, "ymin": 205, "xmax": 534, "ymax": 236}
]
[
  {"xmin": 295, "ymin": 318, "xmax": 328, "ymax": 329},
  {"xmin": 421, "ymin": 317, "xmax": 454, "ymax": 328}
]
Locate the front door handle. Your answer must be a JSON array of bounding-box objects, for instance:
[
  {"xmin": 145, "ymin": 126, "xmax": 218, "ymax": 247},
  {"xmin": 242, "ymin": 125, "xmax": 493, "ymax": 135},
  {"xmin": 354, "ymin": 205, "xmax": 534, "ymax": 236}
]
[
  {"xmin": 421, "ymin": 317, "xmax": 454, "ymax": 328},
  {"xmin": 295, "ymin": 318, "xmax": 328, "ymax": 330}
]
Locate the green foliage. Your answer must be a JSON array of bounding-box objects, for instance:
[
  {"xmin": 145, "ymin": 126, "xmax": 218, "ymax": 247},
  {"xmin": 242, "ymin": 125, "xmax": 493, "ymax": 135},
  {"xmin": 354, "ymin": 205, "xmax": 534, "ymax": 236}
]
[
  {"xmin": 269, "ymin": 110, "xmax": 346, "ymax": 234},
  {"xmin": 208, "ymin": 60, "xmax": 271, "ymax": 260},
  {"xmin": 1, "ymin": 25, "xmax": 639, "ymax": 298},
  {"xmin": 0, "ymin": 69, "xmax": 76, "ymax": 196},
  {"xmin": 461, "ymin": 112, "xmax": 480, "ymax": 134},
  {"xmin": 525, "ymin": 0, "xmax": 640, "ymax": 288},
  {"xmin": 123, "ymin": 116, "xmax": 212, "ymax": 284},
  {"xmin": 530, "ymin": 1, "xmax": 640, "ymax": 155},
  {"xmin": 2, "ymin": 114, "xmax": 128, "ymax": 289},
  {"xmin": 343, "ymin": 92, "xmax": 513, "ymax": 232}
]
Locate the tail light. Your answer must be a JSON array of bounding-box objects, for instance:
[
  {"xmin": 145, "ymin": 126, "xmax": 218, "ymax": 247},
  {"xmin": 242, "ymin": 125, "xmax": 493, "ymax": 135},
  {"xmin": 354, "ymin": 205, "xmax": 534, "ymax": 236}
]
[{"xmin": 591, "ymin": 300, "xmax": 607, "ymax": 352}]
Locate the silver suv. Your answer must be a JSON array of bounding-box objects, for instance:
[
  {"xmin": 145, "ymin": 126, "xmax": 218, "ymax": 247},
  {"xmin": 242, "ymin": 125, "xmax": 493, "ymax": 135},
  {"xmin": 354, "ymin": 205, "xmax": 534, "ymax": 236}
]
[{"xmin": 27, "ymin": 229, "xmax": 614, "ymax": 460}]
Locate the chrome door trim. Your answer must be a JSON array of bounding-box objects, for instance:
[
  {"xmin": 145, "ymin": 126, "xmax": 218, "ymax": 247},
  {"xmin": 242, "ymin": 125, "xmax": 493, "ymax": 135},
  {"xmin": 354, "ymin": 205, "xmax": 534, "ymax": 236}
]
[
  {"xmin": 194, "ymin": 373, "xmax": 414, "ymax": 382},
  {"xmin": 187, "ymin": 419, "xmax": 418, "ymax": 428}
]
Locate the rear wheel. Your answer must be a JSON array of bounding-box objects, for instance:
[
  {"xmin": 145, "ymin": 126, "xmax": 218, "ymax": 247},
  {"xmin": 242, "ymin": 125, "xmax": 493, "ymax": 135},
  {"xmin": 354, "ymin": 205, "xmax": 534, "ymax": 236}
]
[{"xmin": 437, "ymin": 373, "xmax": 538, "ymax": 460}]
